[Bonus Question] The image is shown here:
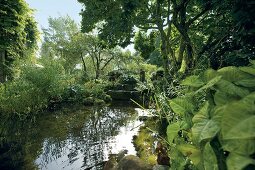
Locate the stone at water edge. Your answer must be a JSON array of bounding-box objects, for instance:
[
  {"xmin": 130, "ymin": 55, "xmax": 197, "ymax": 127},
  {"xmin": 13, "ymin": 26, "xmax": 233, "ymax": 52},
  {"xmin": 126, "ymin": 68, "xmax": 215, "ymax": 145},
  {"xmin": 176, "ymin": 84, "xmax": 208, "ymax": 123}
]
[
  {"xmin": 116, "ymin": 149, "xmax": 128, "ymax": 162},
  {"xmin": 115, "ymin": 155, "xmax": 153, "ymax": 170},
  {"xmin": 153, "ymin": 164, "xmax": 170, "ymax": 170}
]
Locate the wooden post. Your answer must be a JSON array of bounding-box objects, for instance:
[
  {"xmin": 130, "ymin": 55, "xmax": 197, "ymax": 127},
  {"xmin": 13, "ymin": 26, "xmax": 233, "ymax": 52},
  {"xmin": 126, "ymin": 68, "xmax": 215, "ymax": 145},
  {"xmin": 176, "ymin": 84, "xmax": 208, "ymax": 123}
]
[{"xmin": 140, "ymin": 69, "xmax": 145, "ymax": 82}]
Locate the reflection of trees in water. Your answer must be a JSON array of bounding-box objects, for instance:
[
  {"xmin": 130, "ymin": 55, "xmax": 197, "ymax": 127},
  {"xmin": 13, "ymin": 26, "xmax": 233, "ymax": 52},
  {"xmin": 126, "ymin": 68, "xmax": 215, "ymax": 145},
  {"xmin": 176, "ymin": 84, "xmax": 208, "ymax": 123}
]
[
  {"xmin": 81, "ymin": 107, "xmax": 133, "ymax": 169},
  {"xmin": 0, "ymin": 106, "xmax": 137, "ymax": 169},
  {"xmin": 37, "ymin": 106, "xmax": 137, "ymax": 169},
  {"xmin": 0, "ymin": 116, "xmax": 41, "ymax": 170}
]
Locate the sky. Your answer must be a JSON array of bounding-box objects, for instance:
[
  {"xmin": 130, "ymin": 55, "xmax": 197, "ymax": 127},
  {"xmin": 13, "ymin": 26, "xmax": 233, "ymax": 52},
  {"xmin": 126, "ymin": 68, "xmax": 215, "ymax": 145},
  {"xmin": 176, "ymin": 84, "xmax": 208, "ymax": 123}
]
[
  {"xmin": 25, "ymin": 0, "xmax": 135, "ymax": 52},
  {"xmin": 25, "ymin": 0, "xmax": 83, "ymax": 30}
]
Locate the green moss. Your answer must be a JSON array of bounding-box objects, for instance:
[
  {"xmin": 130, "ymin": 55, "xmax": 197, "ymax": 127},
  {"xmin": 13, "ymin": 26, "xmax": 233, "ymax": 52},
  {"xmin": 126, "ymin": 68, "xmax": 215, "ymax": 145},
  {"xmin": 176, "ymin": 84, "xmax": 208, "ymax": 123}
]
[{"xmin": 133, "ymin": 120, "xmax": 157, "ymax": 165}]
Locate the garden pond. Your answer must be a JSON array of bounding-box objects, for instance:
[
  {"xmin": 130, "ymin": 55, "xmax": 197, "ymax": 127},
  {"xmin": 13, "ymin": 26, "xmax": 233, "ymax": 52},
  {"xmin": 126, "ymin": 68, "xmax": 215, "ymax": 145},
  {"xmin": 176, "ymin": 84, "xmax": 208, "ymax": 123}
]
[{"xmin": 0, "ymin": 103, "xmax": 147, "ymax": 170}]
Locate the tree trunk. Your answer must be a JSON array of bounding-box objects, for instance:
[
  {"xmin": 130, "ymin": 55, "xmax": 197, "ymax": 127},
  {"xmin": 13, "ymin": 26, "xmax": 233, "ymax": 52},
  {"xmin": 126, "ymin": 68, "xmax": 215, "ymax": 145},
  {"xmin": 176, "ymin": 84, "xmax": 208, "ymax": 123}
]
[
  {"xmin": 172, "ymin": 0, "xmax": 194, "ymax": 73},
  {"xmin": 95, "ymin": 62, "xmax": 100, "ymax": 79},
  {"xmin": 0, "ymin": 50, "xmax": 6, "ymax": 83},
  {"xmin": 178, "ymin": 38, "xmax": 185, "ymax": 66},
  {"xmin": 159, "ymin": 28, "xmax": 172, "ymax": 79},
  {"xmin": 81, "ymin": 53, "xmax": 87, "ymax": 72}
]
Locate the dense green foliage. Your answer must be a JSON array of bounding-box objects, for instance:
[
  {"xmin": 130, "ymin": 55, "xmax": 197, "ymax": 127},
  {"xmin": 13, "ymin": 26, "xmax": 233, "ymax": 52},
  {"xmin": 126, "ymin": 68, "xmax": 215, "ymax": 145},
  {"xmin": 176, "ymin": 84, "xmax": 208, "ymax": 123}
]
[
  {"xmin": 0, "ymin": 0, "xmax": 255, "ymax": 169},
  {"xmin": 162, "ymin": 61, "xmax": 255, "ymax": 169},
  {"xmin": 0, "ymin": 60, "xmax": 70, "ymax": 117},
  {"xmin": 0, "ymin": 0, "xmax": 39, "ymax": 82},
  {"xmin": 79, "ymin": 0, "xmax": 255, "ymax": 76}
]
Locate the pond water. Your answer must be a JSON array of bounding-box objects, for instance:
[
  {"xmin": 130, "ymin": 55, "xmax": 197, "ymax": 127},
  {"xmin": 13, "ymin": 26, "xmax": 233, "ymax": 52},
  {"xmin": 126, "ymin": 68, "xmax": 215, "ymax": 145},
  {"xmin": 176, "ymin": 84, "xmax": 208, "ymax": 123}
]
[{"xmin": 0, "ymin": 103, "xmax": 145, "ymax": 170}]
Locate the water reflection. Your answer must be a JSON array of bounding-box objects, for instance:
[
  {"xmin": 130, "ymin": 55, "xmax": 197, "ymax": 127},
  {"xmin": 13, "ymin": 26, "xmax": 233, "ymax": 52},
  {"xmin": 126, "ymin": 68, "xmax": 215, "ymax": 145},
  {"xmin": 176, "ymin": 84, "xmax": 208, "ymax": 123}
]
[
  {"xmin": 0, "ymin": 104, "xmax": 141, "ymax": 170},
  {"xmin": 36, "ymin": 106, "xmax": 141, "ymax": 170}
]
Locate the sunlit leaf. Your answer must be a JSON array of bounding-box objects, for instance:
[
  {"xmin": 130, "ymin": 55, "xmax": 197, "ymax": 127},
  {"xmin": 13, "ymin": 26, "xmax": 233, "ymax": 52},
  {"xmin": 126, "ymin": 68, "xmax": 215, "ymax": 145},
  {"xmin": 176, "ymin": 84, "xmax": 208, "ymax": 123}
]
[
  {"xmin": 203, "ymin": 143, "xmax": 218, "ymax": 170},
  {"xmin": 222, "ymin": 139, "xmax": 255, "ymax": 155},
  {"xmin": 216, "ymin": 79, "xmax": 249, "ymax": 97},
  {"xmin": 181, "ymin": 75, "xmax": 204, "ymax": 87},
  {"xmin": 227, "ymin": 153, "xmax": 255, "ymax": 170},
  {"xmin": 167, "ymin": 122, "xmax": 180, "ymax": 144},
  {"xmin": 196, "ymin": 76, "xmax": 222, "ymax": 93},
  {"xmin": 217, "ymin": 66, "xmax": 253, "ymax": 82},
  {"xmin": 192, "ymin": 102, "xmax": 220, "ymax": 142},
  {"xmin": 239, "ymin": 66, "xmax": 255, "ymax": 76},
  {"xmin": 235, "ymin": 79, "xmax": 255, "ymax": 87},
  {"xmin": 250, "ymin": 60, "xmax": 255, "ymax": 68},
  {"xmin": 177, "ymin": 144, "xmax": 201, "ymax": 165},
  {"xmin": 221, "ymin": 93, "xmax": 255, "ymax": 140},
  {"xmin": 202, "ymin": 69, "xmax": 218, "ymax": 82},
  {"xmin": 169, "ymin": 97, "xmax": 195, "ymax": 116},
  {"xmin": 214, "ymin": 91, "xmax": 239, "ymax": 106},
  {"xmin": 211, "ymin": 106, "xmax": 225, "ymax": 124}
]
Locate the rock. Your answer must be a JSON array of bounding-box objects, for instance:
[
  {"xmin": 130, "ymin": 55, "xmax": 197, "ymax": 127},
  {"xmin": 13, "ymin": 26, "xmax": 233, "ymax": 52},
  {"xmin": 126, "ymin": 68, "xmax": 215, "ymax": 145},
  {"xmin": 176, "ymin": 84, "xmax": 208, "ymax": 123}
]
[
  {"xmin": 152, "ymin": 165, "xmax": 170, "ymax": 170},
  {"xmin": 115, "ymin": 155, "xmax": 153, "ymax": 170},
  {"xmin": 116, "ymin": 149, "xmax": 128, "ymax": 162},
  {"xmin": 103, "ymin": 156, "xmax": 117, "ymax": 170}
]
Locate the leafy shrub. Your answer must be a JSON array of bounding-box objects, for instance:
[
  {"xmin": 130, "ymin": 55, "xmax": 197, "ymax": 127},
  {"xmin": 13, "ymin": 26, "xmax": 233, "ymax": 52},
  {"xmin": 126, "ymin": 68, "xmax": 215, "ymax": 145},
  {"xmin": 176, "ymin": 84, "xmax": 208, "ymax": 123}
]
[
  {"xmin": 83, "ymin": 80, "xmax": 110, "ymax": 100},
  {"xmin": 0, "ymin": 80, "xmax": 47, "ymax": 118},
  {"xmin": 160, "ymin": 61, "xmax": 255, "ymax": 169},
  {"xmin": 0, "ymin": 62, "xmax": 72, "ymax": 118}
]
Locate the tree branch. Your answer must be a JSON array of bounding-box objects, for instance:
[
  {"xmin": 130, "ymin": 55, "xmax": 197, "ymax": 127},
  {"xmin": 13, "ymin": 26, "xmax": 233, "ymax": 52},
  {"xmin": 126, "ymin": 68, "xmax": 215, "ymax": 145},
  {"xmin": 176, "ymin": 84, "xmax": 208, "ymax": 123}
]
[
  {"xmin": 101, "ymin": 55, "xmax": 114, "ymax": 71},
  {"xmin": 137, "ymin": 25, "xmax": 158, "ymax": 30},
  {"xmin": 187, "ymin": 7, "xmax": 211, "ymax": 27}
]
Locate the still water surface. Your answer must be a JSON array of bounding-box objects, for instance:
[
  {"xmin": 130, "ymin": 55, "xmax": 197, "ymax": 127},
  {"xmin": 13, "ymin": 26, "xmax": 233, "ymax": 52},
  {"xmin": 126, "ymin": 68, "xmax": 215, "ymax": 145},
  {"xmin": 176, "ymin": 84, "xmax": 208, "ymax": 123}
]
[{"xmin": 0, "ymin": 103, "xmax": 143, "ymax": 170}]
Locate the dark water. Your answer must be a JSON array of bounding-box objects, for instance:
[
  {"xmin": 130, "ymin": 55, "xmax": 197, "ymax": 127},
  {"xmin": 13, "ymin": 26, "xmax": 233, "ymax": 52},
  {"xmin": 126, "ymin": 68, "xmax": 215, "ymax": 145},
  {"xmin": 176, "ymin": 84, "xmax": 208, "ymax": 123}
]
[{"xmin": 0, "ymin": 104, "xmax": 144, "ymax": 170}]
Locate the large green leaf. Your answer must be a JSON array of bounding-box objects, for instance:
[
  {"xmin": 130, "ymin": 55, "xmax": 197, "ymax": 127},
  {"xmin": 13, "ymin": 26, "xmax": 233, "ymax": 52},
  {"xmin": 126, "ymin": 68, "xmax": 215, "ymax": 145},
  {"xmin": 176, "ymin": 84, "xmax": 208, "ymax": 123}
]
[
  {"xmin": 169, "ymin": 148, "xmax": 187, "ymax": 170},
  {"xmin": 214, "ymin": 91, "xmax": 239, "ymax": 106},
  {"xmin": 167, "ymin": 122, "xmax": 180, "ymax": 144},
  {"xmin": 221, "ymin": 93, "xmax": 255, "ymax": 140},
  {"xmin": 250, "ymin": 60, "xmax": 255, "ymax": 68},
  {"xmin": 235, "ymin": 79, "xmax": 255, "ymax": 87},
  {"xmin": 202, "ymin": 69, "xmax": 218, "ymax": 82},
  {"xmin": 224, "ymin": 116, "xmax": 255, "ymax": 139},
  {"xmin": 217, "ymin": 66, "xmax": 253, "ymax": 82},
  {"xmin": 227, "ymin": 153, "xmax": 255, "ymax": 170},
  {"xmin": 177, "ymin": 144, "xmax": 201, "ymax": 165},
  {"xmin": 216, "ymin": 79, "xmax": 249, "ymax": 97},
  {"xmin": 193, "ymin": 102, "xmax": 210, "ymax": 120},
  {"xmin": 192, "ymin": 102, "xmax": 220, "ymax": 142},
  {"xmin": 181, "ymin": 75, "xmax": 204, "ymax": 87},
  {"xmin": 222, "ymin": 139, "xmax": 255, "ymax": 155},
  {"xmin": 211, "ymin": 106, "xmax": 225, "ymax": 124},
  {"xmin": 239, "ymin": 66, "xmax": 255, "ymax": 76},
  {"xmin": 169, "ymin": 97, "xmax": 195, "ymax": 116},
  {"xmin": 196, "ymin": 76, "xmax": 222, "ymax": 93},
  {"xmin": 203, "ymin": 143, "xmax": 218, "ymax": 170}
]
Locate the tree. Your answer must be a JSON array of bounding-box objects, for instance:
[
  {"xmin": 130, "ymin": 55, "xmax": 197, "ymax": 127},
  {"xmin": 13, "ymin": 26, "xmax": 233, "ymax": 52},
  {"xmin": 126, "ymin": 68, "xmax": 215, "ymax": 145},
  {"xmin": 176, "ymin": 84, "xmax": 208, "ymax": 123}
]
[
  {"xmin": 41, "ymin": 15, "xmax": 79, "ymax": 73},
  {"xmin": 83, "ymin": 35, "xmax": 122, "ymax": 79},
  {"xmin": 134, "ymin": 31, "xmax": 155, "ymax": 60},
  {"xmin": 67, "ymin": 32, "xmax": 88, "ymax": 75},
  {"xmin": 197, "ymin": 0, "xmax": 255, "ymax": 69},
  {"xmin": 78, "ymin": 0, "xmax": 217, "ymax": 76},
  {"xmin": 134, "ymin": 31, "xmax": 163, "ymax": 67},
  {"xmin": 41, "ymin": 15, "xmax": 81, "ymax": 73},
  {"xmin": 41, "ymin": 16, "xmax": 120, "ymax": 78},
  {"xmin": 0, "ymin": 0, "xmax": 39, "ymax": 82}
]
